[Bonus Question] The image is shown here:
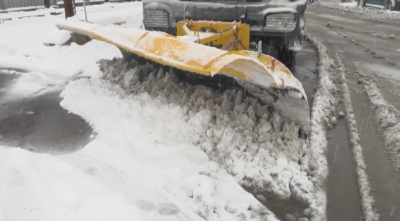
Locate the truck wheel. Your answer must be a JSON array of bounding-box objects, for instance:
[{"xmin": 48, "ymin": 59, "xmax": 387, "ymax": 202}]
[
  {"xmin": 357, "ymin": 0, "xmax": 366, "ymax": 7},
  {"xmin": 278, "ymin": 47, "xmax": 296, "ymax": 70},
  {"xmin": 385, "ymin": 0, "xmax": 394, "ymax": 10}
]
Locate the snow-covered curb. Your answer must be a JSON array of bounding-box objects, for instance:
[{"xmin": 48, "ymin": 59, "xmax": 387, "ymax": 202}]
[
  {"xmin": 361, "ymin": 76, "xmax": 400, "ymax": 171},
  {"xmin": 334, "ymin": 54, "xmax": 379, "ymax": 221},
  {"xmin": 312, "ymin": 1, "xmax": 400, "ymax": 23}
]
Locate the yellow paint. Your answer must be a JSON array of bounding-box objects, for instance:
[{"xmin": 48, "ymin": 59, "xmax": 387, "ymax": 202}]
[
  {"xmin": 177, "ymin": 20, "xmax": 250, "ymax": 51},
  {"xmin": 55, "ymin": 20, "xmax": 302, "ymax": 93}
]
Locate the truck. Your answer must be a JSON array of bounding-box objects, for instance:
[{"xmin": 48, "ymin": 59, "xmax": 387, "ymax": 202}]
[{"xmin": 142, "ymin": 0, "xmax": 307, "ymax": 69}]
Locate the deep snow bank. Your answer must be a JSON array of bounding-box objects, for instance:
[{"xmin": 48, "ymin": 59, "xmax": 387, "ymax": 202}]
[
  {"xmin": 0, "ymin": 75, "xmax": 280, "ymax": 221},
  {"xmin": 91, "ymin": 57, "xmax": 326, "ymax": 220},
  {"xmin": 60, "ymin": 77, "xmax": 281, "ymax": 221}
]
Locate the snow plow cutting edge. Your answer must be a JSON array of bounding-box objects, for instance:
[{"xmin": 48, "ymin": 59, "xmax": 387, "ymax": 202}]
[{"xmin": 56, "ymin": 20, "xmax": 311, "ymax": 132}]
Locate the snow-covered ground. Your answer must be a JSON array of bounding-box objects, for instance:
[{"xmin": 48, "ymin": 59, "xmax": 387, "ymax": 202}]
[{"xmin": 0, "ymin": 2, "xmax": 328, "ymax": 221}]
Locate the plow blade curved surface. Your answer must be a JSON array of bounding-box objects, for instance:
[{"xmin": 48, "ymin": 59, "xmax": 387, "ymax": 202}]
[{"xmin": 56, "ymin": 20, "xmax": 311, "ymax": 132}]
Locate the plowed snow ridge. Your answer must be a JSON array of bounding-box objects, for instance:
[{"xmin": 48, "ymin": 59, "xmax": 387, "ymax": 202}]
[
  {"xmin": 97, "ymin": 57, "xmax": 326, "ymax": 220},
  {"xmin": 334, "ymin": 54, "xmax": 379, "ymax": 221},
  {"xmin": 362, "ymin": 79, "xmax": 400, "ymax": 171}
]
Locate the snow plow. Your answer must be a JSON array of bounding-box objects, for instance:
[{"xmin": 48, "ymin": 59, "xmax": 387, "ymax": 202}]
[{"xmin": 55, "ymin": 19, "xmax": 311, "ymax": 133}]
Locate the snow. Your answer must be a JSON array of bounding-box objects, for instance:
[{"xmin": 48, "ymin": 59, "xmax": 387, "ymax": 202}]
[
  {"xmin": 96, "ymin": 57, "xmax": 323, "ymax": 220},
  {"xmin": 334, "ymin": 54, "xmax": 379, "ymax": 221},
  {"xmin": 0, "ymin": 2, "xmax": 145, "ymax": 98},
  {"xmin": 59, "ymin": 77, "xmax": 279, "ymax": 221},
  {"xmin": 0, "ymin": 2, "xmax": 330, "ymax": 221},
  {"xmin": 312, "ymin": 1, "xmax": 400, "ymax": 23},
  {"xmin": 303, "ymin": 32, "xmax": 337, "ymax": 221},
  {"xmin": 55, "ymin": 18, "xmax": 311, "ymax": 133},
  {"xmin": 340, "ymin": 2, "xmax": 358, "ymax": 7},
  {"xmin": 361, "ymin": 76, "xmax": 400, "ymax": 171}
]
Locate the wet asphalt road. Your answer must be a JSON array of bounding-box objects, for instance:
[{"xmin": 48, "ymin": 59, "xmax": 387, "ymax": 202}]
[{"xmin": 306, "ymin": 4, "xmax": 400, "ymax": 221}]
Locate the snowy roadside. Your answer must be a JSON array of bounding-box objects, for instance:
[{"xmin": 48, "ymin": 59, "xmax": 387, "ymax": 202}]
[
  {"xmin": 0, "ymin": 2, "xmax": 333, "ymax": 221},
  {"xmin": 311, "ymin": 1, "xmax": 400, "ymax": 23},
  {"xmin": 0, "ymin": 3, "xmax": 281, "ymax": 220},
  {"xmin": 0, "ymin": 2, "xmax": 143, "ymax": 99},
  {"xmin": 0, "ymin": 78, "xmax": 279, "ymax": 220}
]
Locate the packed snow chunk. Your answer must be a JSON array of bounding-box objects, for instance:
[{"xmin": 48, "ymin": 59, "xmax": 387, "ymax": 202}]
[
  {"xmin": 43, "ymin": 30, "xmax": 71, "ymax": 46},
  {"xmin": 224, "ymin": 200, "xmax": 238, "ymax": 213},
  {"xmin": 193, "ymin": 176, "xmax": 216, "ymax": 200}
]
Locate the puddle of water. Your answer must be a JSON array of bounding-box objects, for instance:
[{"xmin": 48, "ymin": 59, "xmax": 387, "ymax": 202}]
[
  {"xmin": 0, "ymin": 91, "xmax": 93, "ymax": 154},
  {"xmin": 0, "ymin": 72, "xmax": 20, "ymax": 99}
]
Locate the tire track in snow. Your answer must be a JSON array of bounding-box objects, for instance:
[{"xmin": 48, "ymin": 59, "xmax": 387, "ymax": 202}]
[
  {"xmin": 354, "ymin": 64, "xmax": 400, "ymax": 173},
  {"xmin": 304, "ymin": 30, "xmax": 379, "ymax": 221},
  {"xmin": 303, "ymin": 32, "xmax": 338, "ymax": 221},
  {"xmin": 333, "ymin": 53, "xmax": 379, "ymax": 221},
  {"xmin": 340, "ymin": 34, "xmax": 400, "ymax": 68}
]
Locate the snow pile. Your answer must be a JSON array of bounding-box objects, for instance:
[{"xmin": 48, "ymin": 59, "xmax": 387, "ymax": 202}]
[
  {"xmin": 340, "ymin": 1, "xmax": 358, "ymax": 7},
  {"xmin": 0, "ymin": 2, "xmax": 145, "ymax": 96},
  {"xmin": 95, "ymin": 57, "xmax": 324, "ymax": 220},
  {"xmin": 0, "ymin": 14, "xmax": 121, "ymax": 79},
  {"xmin": 362, "ymin": 79, "xmax": 400, "ymax": 171},
  {"xmin": 312, "ymin": 1, "xmax": 400, "ymax": 23},
  {"xmin": 0, "ymin": 7, "xmax": 61, "ymax": 22},
  {"xmin": 304, "ymin": 32, "xmax": 338, "ymax": 221},
  {"xmin": 70, "ymin": 1, "xmax": 144, "ymax": 26},
  {"xmin": 59, "ymin": 76, "xmax": 281, "ymax": 221},
  {"xmin": 0, "ymin": 135, "xmax": 277, "ymax": 221},
  {"xmin": 0, "ymin": 2, "xmax": 143, "ymax": 25},
  {"xmin": 334, "ymin": 54, "xmax": 379, "ymax": 221}
]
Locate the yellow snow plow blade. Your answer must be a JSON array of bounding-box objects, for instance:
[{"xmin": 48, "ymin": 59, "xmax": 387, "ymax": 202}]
[
  {"xmin": 56, "ymin": 20, "xmax": 305, "ymax": 96},
  {"xmin": 55, "ymin": 20, "xmax": 310, "ymax": 132}
]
